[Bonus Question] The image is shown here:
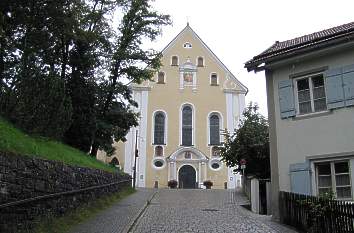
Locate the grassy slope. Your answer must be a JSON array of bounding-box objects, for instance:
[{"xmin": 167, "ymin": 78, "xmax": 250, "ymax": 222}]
[{"xmin": 0, "ymin": 117, "xmax": 115, "ymax": 172}]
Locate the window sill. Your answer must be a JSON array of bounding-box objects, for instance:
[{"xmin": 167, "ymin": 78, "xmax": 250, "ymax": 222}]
[
  {"xmin": 210, "ymin": 84, "xmax": 219, "ymax": 86},
  {"xmin": 180, "ymin": 145, "xmax": 194, "ymax": 147},
  {"xmin": 156, "ymin": 82, "xmax": 165, "ymax": 84},
  {"xmin": 292, "ymin": 110, "xmax": 332, "ymax": 121},
  {"xmin": 152, "ymin": 143, "xmax": 166, "ymax": 146}
]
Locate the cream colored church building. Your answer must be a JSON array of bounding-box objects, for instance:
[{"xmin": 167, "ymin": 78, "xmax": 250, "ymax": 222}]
[{"xmin": 98, "ymin": 24, "xmax": 247, "ymax": 189}]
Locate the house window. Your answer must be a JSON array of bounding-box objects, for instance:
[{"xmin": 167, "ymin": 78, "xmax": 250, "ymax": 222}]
[
  {"xmin": 209, "ymin": 114, "xmax": 220, "ymax": 145},
  {"xmin": 171, "ymin": 56, "xmax": 178, "ymax": 66},
  {"xmin": 154, "ymin": 112, "xmax": 165, "ymax": 145},
  {"xmin": 182, "ymin": 105, "xmax": 193, "ymax": 146},
  {"xmin": 210, "ymin": 73, "xmax": 218, "ymax": 86},
  {"xmin": 155, "ymin": 146, "xmax": 163, "ymax": 156},
  {"xmin": 197, "ymin": 57, "xmax": 204, "ymax": 67},
  {"xmin": 316, "ymin": 161, "xmax": 352, "ymax": 199},
  {"xmin": 295, "ymin": 74, "xmax": 326, "ymax": 115},
  {"xmin": 157, "ymin": 72, "xmax": 165, "ymax": 84}
]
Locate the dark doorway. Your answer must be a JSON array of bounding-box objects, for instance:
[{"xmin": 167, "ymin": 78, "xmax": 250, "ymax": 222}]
[{"xmin": 178, "ymin": 165, "xmax": 196, "ymax": 189}]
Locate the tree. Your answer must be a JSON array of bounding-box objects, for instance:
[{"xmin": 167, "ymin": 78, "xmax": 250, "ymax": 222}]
[
  {"xmin": 89, "ymin": 0, "xmax": 171, "ymax": 156},
  {"xmin": 0, "ymin": 0, "xmax": 171, "ymax": 157},
  {"xmin": 220, "ymin": 103, "xmax": 270, "ymax": 179}
]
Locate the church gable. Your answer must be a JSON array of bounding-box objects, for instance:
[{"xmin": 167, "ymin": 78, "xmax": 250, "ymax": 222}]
[{"xmin": 153, "ymin": 24, "xmax": 247, "ymax": 93}]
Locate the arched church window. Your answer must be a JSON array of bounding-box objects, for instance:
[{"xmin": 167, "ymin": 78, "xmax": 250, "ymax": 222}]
[
  {"xmin": 154, "ymin": 112, "xmax": 165, "ymax": 145},
  {"xmin": 171, "ymin": 56, "xmax": 178, "ymax": 66},
  {"xmin": 182, "ymin": 105, "xmax": 193, "ymax": 146},
  {"xmin": 209, "ymin": 114, "xmax": 220, "ymax": 145},
  {"xmin": 110, "ymin": 157, "xmax": 119, "ymax": 167}
]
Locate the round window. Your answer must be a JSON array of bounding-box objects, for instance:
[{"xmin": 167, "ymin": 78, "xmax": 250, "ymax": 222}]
[
  {"xmin": 154, "ymin": 160, "xmax": 164, "ymax": 167},
  {"xmin": 209, "ymin": 159, "xmax": 222, "ymax": 171},
  {"xmin": 152, "ymin": 158, "xmax": 165, "ymax": 170},
  {"xmin": 211, "ymin": 163, "xmax": 220, "ymax": 169}
]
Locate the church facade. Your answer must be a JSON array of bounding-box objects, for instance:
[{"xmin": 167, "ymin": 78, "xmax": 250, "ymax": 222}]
[{"xmin": 98, "ymin": 24, "xmax": 247, "ymax": 189}]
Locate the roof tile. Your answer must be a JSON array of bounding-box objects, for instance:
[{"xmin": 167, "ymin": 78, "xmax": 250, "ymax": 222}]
[{"xmin": 245, "ymin": 21, "xmax": 354, "ymax": 70}]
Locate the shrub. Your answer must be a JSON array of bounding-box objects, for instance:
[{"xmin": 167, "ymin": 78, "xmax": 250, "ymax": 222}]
[
  {"xmin": 203, "ymin": 180, "xmax": 213, "ymax": 188},
  {"xmin": 168, "ymin": 180, "xmax": 178, "ymax": 188}
]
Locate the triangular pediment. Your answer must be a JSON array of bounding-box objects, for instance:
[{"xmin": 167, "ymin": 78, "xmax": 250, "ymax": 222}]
[{"xmin": 161, "ymin": 24, "xmax": 248, "ymax": 94}]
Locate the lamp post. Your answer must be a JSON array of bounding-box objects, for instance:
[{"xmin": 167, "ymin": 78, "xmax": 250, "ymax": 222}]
[{"xmin": 133, "ymin": 130, "xmax": 139, "ymax": 189}]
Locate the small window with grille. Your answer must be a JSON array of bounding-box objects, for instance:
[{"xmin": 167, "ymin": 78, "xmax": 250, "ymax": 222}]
[
  {"xmin": 171, "ymin": 56, "xmax": 178, "ymax": 66},
  {"xmin": 210, "ymin": 73, "xmax": 218, "ymax": 86},
  {"xmin": 197, "ymin": 57, "xmax": 204, "ymax": 67},
  {"xmin": 157, "ymin": 72, "xmax": 165, "ymax": 84}
]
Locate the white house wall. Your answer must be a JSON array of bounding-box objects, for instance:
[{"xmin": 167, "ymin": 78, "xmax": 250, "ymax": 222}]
[{"xmin": 271, "ymin": 49, "xmax": 354, "ymax": 193}]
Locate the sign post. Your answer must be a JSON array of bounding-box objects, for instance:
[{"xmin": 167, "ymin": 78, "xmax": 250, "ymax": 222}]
[
  {"xmin": 240, "ymin": 159, "xmax": 246, "ymax": 176},
  {"xmin": 133, "ymin": 130, "xmax": 139, "ymax": 189}
]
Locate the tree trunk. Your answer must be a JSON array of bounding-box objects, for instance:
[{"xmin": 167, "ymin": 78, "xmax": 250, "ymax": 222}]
[{"xmin": 61, "ymin": 37, "xmax": 69, "ymax": 80}]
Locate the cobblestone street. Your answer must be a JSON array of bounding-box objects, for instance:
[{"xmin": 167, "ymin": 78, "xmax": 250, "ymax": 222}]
[
  {"xmin": 131, "ymin": 189, "xmax": 298, "ymax": 233},
  {"xmin": 69, "ymin": 188, "xmax": 298, "ymax": 233}
]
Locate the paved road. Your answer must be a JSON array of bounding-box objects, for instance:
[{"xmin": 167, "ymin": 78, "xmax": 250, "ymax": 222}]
[
  {"xmin": 69, "ymin": 188, "xmax": 156, "ymax": 233},
  {"xmin": 69, "ymin": 188, "xmax": 297, "ymax": 233},
  {"xmin": 131, "ymin": 189, "xmax": 298, "ymax": 233}
]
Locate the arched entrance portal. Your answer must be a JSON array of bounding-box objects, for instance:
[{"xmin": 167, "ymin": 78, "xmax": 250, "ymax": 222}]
[{"xmin": 178, "ymin": 165, "xmax": 196, "ymax": 189}]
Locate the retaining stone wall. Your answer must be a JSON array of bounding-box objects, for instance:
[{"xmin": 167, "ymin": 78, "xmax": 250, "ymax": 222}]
[{"xmin": 0, "ymin": 151, "xmax": 131, "ymax": 233}]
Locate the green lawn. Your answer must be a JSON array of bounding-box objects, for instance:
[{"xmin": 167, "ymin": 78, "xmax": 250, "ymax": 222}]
[{"xmin": 0, "ymin": 117, "xmax": 115, "ymax": 172}]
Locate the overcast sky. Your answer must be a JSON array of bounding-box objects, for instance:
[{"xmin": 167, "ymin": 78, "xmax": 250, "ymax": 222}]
[{"xmin": 144, "ymin": 0, "xmax": 354, "ymax": 116}]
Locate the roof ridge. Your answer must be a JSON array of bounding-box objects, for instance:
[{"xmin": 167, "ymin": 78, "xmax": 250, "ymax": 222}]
[
  {"xmin": 245, "ymin": 21, "xmax": 354, "ymax": 70},
  {"xmin": 279, "ymin": 21, "xmax": 354, "ymax": 44}
]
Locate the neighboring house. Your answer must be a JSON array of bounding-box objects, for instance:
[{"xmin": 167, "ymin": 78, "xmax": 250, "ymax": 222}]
[
  {"xmin": 245, "ymin": 22, "xmax": 354, "ymax": 218},
  {"xmin": 98, "ymin": 24, "xmax": 247, "ymax": 189}
]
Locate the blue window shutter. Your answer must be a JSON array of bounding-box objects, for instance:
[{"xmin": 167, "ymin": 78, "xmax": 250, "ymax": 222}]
[
  {"xmin": 289, "ymin": 163, "xmax": 311, "ymax": 195},
  {"xmin": 278, "ymin": 80, "xmax": 295, "ymax": 119},
  {"xmin": 342, "ymin": 64, "xmax": 354, "ymax": 107},
  {"xmin": 325, "ymin": 67, "xmax": 345, "ymax": 109}
]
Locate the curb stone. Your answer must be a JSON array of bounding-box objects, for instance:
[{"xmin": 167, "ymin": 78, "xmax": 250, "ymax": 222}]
[{"xmin": 123, "ymin": 189, "xmax": 158, "ymax": 233}]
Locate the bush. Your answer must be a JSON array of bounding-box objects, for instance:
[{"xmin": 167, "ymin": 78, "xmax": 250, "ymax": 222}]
[
  {"xmin": 168, "ymin": 180, "xmax": 178, "ymax": 189},
  {"xmin": 203, "ymin": 180, "xmax": 213, "ymax": 189}
]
